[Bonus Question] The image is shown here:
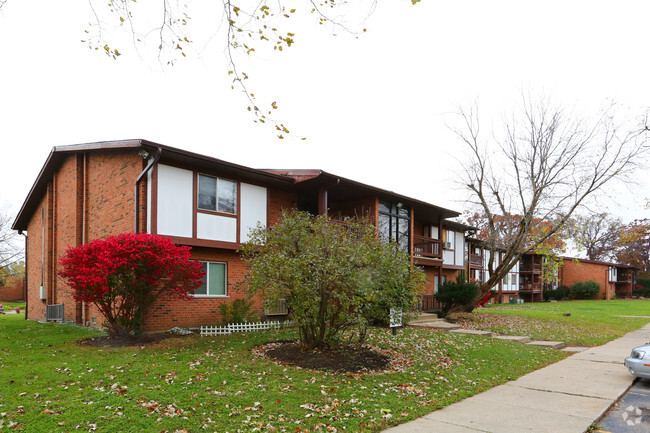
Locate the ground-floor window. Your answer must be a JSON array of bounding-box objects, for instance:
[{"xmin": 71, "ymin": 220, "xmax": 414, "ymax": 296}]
[
  {"xmin": 434, "ymin": 275, "xmax": 447, "ymax": 294},
  {"xmin": 194, "ymin": 261, "xmax": 227, "ymax": 296}
]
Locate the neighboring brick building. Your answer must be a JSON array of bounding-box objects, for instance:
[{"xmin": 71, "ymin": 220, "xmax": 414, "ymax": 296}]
[
  {"xmin": 12, "ymin": 140, "xmax": 472, "ymax": 330},
  {"xmin": 0, "ymin": 277, "xmax": 24, "ymax": 302},
  {"xmin": 559, "ymin": 257, "xmax": 637, "ymax": 300}
]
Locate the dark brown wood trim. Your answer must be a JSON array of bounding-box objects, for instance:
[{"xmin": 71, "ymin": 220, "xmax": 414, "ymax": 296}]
[
  {"xmin": 192, "ymin": 172, "xmax": 198, "ymax": 239},
  {"xmin": 166, "ymin": 235, "xmax": 239, "ymax": 250},
  {"xmin": 196, "ymin": 209, "xmax": 237, "ymax": 218},
  {"xmin": 151, "ymin": 163, "xmax": 158, "ymax": 235},
  {"xmin": 236, "ymin": 182, "xmax": 241, "ymax": 243}
]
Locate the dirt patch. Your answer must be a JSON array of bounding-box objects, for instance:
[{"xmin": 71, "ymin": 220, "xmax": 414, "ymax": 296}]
[
  {"xmin": 254, "ymin": 341, "xmax": 402, "ymax": 374},
  {"xmin": 78, "ymin": 332, "xmax": 191, "ymax": 348}
]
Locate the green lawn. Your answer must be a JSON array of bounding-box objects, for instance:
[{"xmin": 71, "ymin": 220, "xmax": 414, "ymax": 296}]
[
  {"xmin": 451, "ymin": 299, "xmax": 650, "ymax": 346},
  {"xmin": 0, "ymin": 314, "xmax": 567, "ymax": 432}
]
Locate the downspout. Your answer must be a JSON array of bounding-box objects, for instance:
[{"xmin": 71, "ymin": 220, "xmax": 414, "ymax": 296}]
[
  {"xmin": 18, "ymin": 230, "xmax": 27, "ymax": 320},
  {"xmin": 134, "ymin": 147, "xmax": 162, "ymax": 233},
  {"xmin": 318, "ymin": 178, "xmax": 340, "ymax": 216}
]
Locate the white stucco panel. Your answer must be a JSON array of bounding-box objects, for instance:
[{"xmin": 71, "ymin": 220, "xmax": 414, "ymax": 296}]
[
  {"xmin": 240, "ymin": 183, "xmax": 267, "ymax": 243},
  {"xmin": 455, "ymin": 232, "xmax": 464, "ymax": 265},
  {"xmin": 157, "ymin": 164, "xmax": 193, "ymax": 238},
  {"xmin": 197, "ymin": 213, "xmax": 237, "ymax": 243}
]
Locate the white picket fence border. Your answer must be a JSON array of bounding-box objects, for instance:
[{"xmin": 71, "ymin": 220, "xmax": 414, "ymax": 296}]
[{"xmin": 200, "ymin": 320, "xmax": 294, "ymax": 337}]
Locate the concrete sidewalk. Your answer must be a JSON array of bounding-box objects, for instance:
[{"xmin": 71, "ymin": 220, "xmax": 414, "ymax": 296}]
[{"xmin": 383, "ymin": 323, "xmax": 650, "ymax": 433}]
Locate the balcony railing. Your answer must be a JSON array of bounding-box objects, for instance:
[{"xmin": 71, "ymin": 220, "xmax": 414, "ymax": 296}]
[
  {"xmin": 469, "ymin": 253, "xmax": 483, "ymax": 266},
  {"xmin": 519, "ymin": 283, "xmax": 542, "ymax": 293},
  {"xmin": 413, "ymin": 235, "xmax": 442, "ymax": 259},
  {"xmin": 520, "ymin": 264, "xmax": 542, "ymax": 273}
]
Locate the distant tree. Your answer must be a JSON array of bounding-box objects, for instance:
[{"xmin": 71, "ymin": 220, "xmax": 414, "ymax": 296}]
[
  {"xmin": 59, "ymin": 233, "xmax": 205, "ymax": 337},
  {"xmin": 241, "ymin": 211, "xmax": 425, "ymax": 350},
  {"xmin": 452, "ymin": 95, "xmax": 648, "ymax": 309},
  {"xmin": 568, "ymin": 213, "xmax": 622, "ymax": 261},
  {"xmin": 0, "ymin": 208, "xmax": 22, "ymax": 283},
  {"xmin": 616, "ymin": 219, "xmax": 650, "ymax": 278}
]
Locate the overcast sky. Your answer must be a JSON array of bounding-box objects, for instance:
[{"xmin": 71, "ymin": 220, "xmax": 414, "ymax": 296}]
[{"xmin": 0, "ymin": 0, "xmax": 648, "ymax": 227}]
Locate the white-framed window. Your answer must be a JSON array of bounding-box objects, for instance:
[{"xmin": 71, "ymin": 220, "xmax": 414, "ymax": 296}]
[
  {"xmin": 198, "ymin": 174, "xmax": 237, "ymax": 214},
  {"xmin": 194, "ymin": 261, "xmax": 227, "ymax": 296}
]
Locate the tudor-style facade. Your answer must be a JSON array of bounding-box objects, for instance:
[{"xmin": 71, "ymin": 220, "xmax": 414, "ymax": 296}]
[{"xmin": 13, "ymin": 140, "xmax": 474, "ymax": 330}]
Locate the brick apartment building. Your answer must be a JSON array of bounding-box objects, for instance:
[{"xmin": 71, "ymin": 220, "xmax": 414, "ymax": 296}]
[
  {"xmin": 12, "ymin": 140, "xmax": 476, "ymax": 330},
  {"xmin": 559, "ymin": 257, "xmax": 637, "ymax": 300}
]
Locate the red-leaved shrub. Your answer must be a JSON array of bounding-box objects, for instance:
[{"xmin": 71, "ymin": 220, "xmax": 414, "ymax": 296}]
[{"xmin": 59, "ymin": 233, "xmax": 204, "ymax": 336}]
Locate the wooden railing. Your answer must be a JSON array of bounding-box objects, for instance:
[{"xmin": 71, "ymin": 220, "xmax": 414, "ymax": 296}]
[
  {"xmin": 420, "ymin": 295, "xmax": 440, "ymax": 313},
  {"xmin": 469, "ymin": 253, "xmax": 483, "ymax": 266},
  {"xmin": 413, "ymin": 235, "xmax": 442, "ymax": 259},
  {"xmin": 519, "ymin": 283, "xmax": 542, "ymax": 293},
  {"xmin": 520, "ymin": 264, "xmax": 542, "ymax": 273}
]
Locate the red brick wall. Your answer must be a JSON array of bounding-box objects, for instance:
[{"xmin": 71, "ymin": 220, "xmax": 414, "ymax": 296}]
[
  {"xmin": 26, "ymin": 193, "xmax": 48, "ymax": 321},
  {"xmin": 560, "ymin": 259, "xmax": 612, "ymax": 300},
  {"xmin": 267, "ymin": 188, "xmax": 297, "ymax": 225},
  {"xmin": 0, "ymin": 277, "xmax": 24, "ymax": 301},
  {"xmin": 141, "ymin": 248, "xmax": 258, "ymax": 330},
  {"xmin": 86, "ymin": 152, "xmax": 142, "ymax": 240}
]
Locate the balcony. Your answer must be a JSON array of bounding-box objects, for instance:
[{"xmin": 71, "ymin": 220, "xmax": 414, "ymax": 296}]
[
  {"xmin": 413, "ymin": 235, "xmax": 442, "ymax": 259},
  {"xmin": 469, "ymin": 253, "xmax": 483, "ymax": 267},
  {"xmin": 520, "ymin": 264, "xmax": 542, "ymax": 274},
  {"xmin": 519, "ymin": 283, "xmax": 542, "ymax": 293}
]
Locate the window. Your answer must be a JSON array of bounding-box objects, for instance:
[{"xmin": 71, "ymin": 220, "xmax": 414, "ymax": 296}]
[
  {"xmin": 198, "ymin": 174, "xmax": 237, "ymax": 214},
  {"xmin": 194, "ymin": 262, "xmax": 227, "ymax": 296},
  {"xmin": 378, "ymin": 201, "xmax": 410, "ymax": 253},
  {"xmin": 434, "ymin": 275, "xmax": 446, "ymax": 294},
  {"xmin": 443, "ymin": 230, "xmax": 455, "ymax": 249}
]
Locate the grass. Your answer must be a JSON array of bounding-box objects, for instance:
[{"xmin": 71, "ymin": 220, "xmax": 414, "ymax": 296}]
[
  {"xmin": 451, "ymin": 299, "xmax": 650, "ymax": 346},
  {"xmin": 0, "ymin": 314, "xmax": 567, "ymax": 432}
]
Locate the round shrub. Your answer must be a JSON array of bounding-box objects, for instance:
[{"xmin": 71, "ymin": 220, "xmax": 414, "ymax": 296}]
[{"xmin": 571, "ymin": 281, "xmax": 600, "ymax": 300}]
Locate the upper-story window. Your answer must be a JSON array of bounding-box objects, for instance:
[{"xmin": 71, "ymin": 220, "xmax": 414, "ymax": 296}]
[
  {"xmin": 198, "ymin": 174, "xmax": 237, "ymax": 214},
  {"xmin": 443, "ymin": 229, "xmax": 455, "ymax": 250},
  {"xmin": 378, "ymin": 201, "xmax": 410, "ymax": 253}
]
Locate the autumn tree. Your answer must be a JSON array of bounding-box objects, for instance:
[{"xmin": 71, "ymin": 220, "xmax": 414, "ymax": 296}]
[
  {"xmin": 59, "ymin": 233, "xmax": 205, "ymax": 337},
  {"xmin": 241, "ymin": 211, "xmax": 425, "ymax": 350},
  {"xmin": 0, "ymin": 207, "xmax": 22, "ymax": 282},
  {"xmin": 568, "ymin": 212, "xmax": 622, "ymax": 261},
  {"xmin": 616, "ymin": 219, "xmax": 650, "ymax": 277},
  {"xmin": 452, "ymin": 96, "xmax": 648, "ymax": 307}
]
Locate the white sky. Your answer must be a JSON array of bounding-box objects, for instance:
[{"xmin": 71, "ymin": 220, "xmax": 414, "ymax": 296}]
[{"xmin": 0, "ymin": 0, "xmax": 648, "ymax": 228}]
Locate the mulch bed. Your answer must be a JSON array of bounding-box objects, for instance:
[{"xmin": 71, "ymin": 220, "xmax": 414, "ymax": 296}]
[
  {"xmin": 78, "ymin": 333, "xmax": 191, "ymax": 348},
  {"xmin": 254, "ymin": 341, "xmax": 395, "ymax": 374}
]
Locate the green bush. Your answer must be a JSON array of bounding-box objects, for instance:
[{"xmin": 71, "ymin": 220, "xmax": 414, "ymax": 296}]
[
  {"xmin": 435, "ymin": 272, "xmax": 479, "ymax": 318},
  {"xmin": 637, "ymin": 278, "xmax": 650, "ymax": 289},
  {"xmin": 219, "ymin": 298, "xmax": 255, "ymax": 325},
  {"xmin": 544, "ymin": 285, "xmax": 570, "ymax": 301},
  {"xmin": 241, "ymin": 211, "xmax": 425, "ymax": 350},
  {"xmin": 571, "ymin": 281, "xmax": 600, "ymax": 300}
]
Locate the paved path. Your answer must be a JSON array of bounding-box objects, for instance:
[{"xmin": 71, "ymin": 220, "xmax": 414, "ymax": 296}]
[{"xmin": 384, "ymin": 323, "xmax": 650, "ymax": 433}]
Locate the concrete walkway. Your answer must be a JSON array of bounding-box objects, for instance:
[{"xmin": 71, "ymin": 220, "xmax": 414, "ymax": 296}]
[{"xmin": 384, "ymin": 323, "xmax": 650, "ymax": 433}]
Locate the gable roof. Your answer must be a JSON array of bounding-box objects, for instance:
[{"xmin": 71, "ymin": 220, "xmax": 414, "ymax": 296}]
[{"xmin": 13, "ymin": 139, "xmax": 463, "ymax": 231}]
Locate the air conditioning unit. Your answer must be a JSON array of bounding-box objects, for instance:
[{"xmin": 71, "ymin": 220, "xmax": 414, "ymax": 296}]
[{"xmin": 443, "ymin": 241, "xmax": 452, "ymax": 249}]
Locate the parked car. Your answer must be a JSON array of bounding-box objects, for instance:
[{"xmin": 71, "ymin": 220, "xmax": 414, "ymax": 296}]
[{"xmin": 624, "ymin": 343, "xmax": 650, "ymax": 379}]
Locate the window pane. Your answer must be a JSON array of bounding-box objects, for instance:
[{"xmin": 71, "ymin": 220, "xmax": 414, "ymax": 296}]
[
  {"xmin": 398, "ymin": 207, "xmax": 409, "ymax": 219},
  {"xmin": 194, "ymin": 262, "xmax": 208, "ymax": 295},
  {"xmin": 398, "ymin": 217, "xmax": 409, "ymax": 252},
  {"xmin": 378, "ymin": 213, "xmax": 390, "ymax": 242},
  {"xmin": 198, "ymin": 175, "xmax": 217, "ymax": 211},
  {"xmin": 378, "ymin": 201, "xmax": 390, "ymax": 214},
  {"xmin": 208, "ymin": 263, "xmax": 226, "ymax": 295},
  {"xmin": 218, "ymin": 179, "xmax": 237, "ymax": 214}
]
